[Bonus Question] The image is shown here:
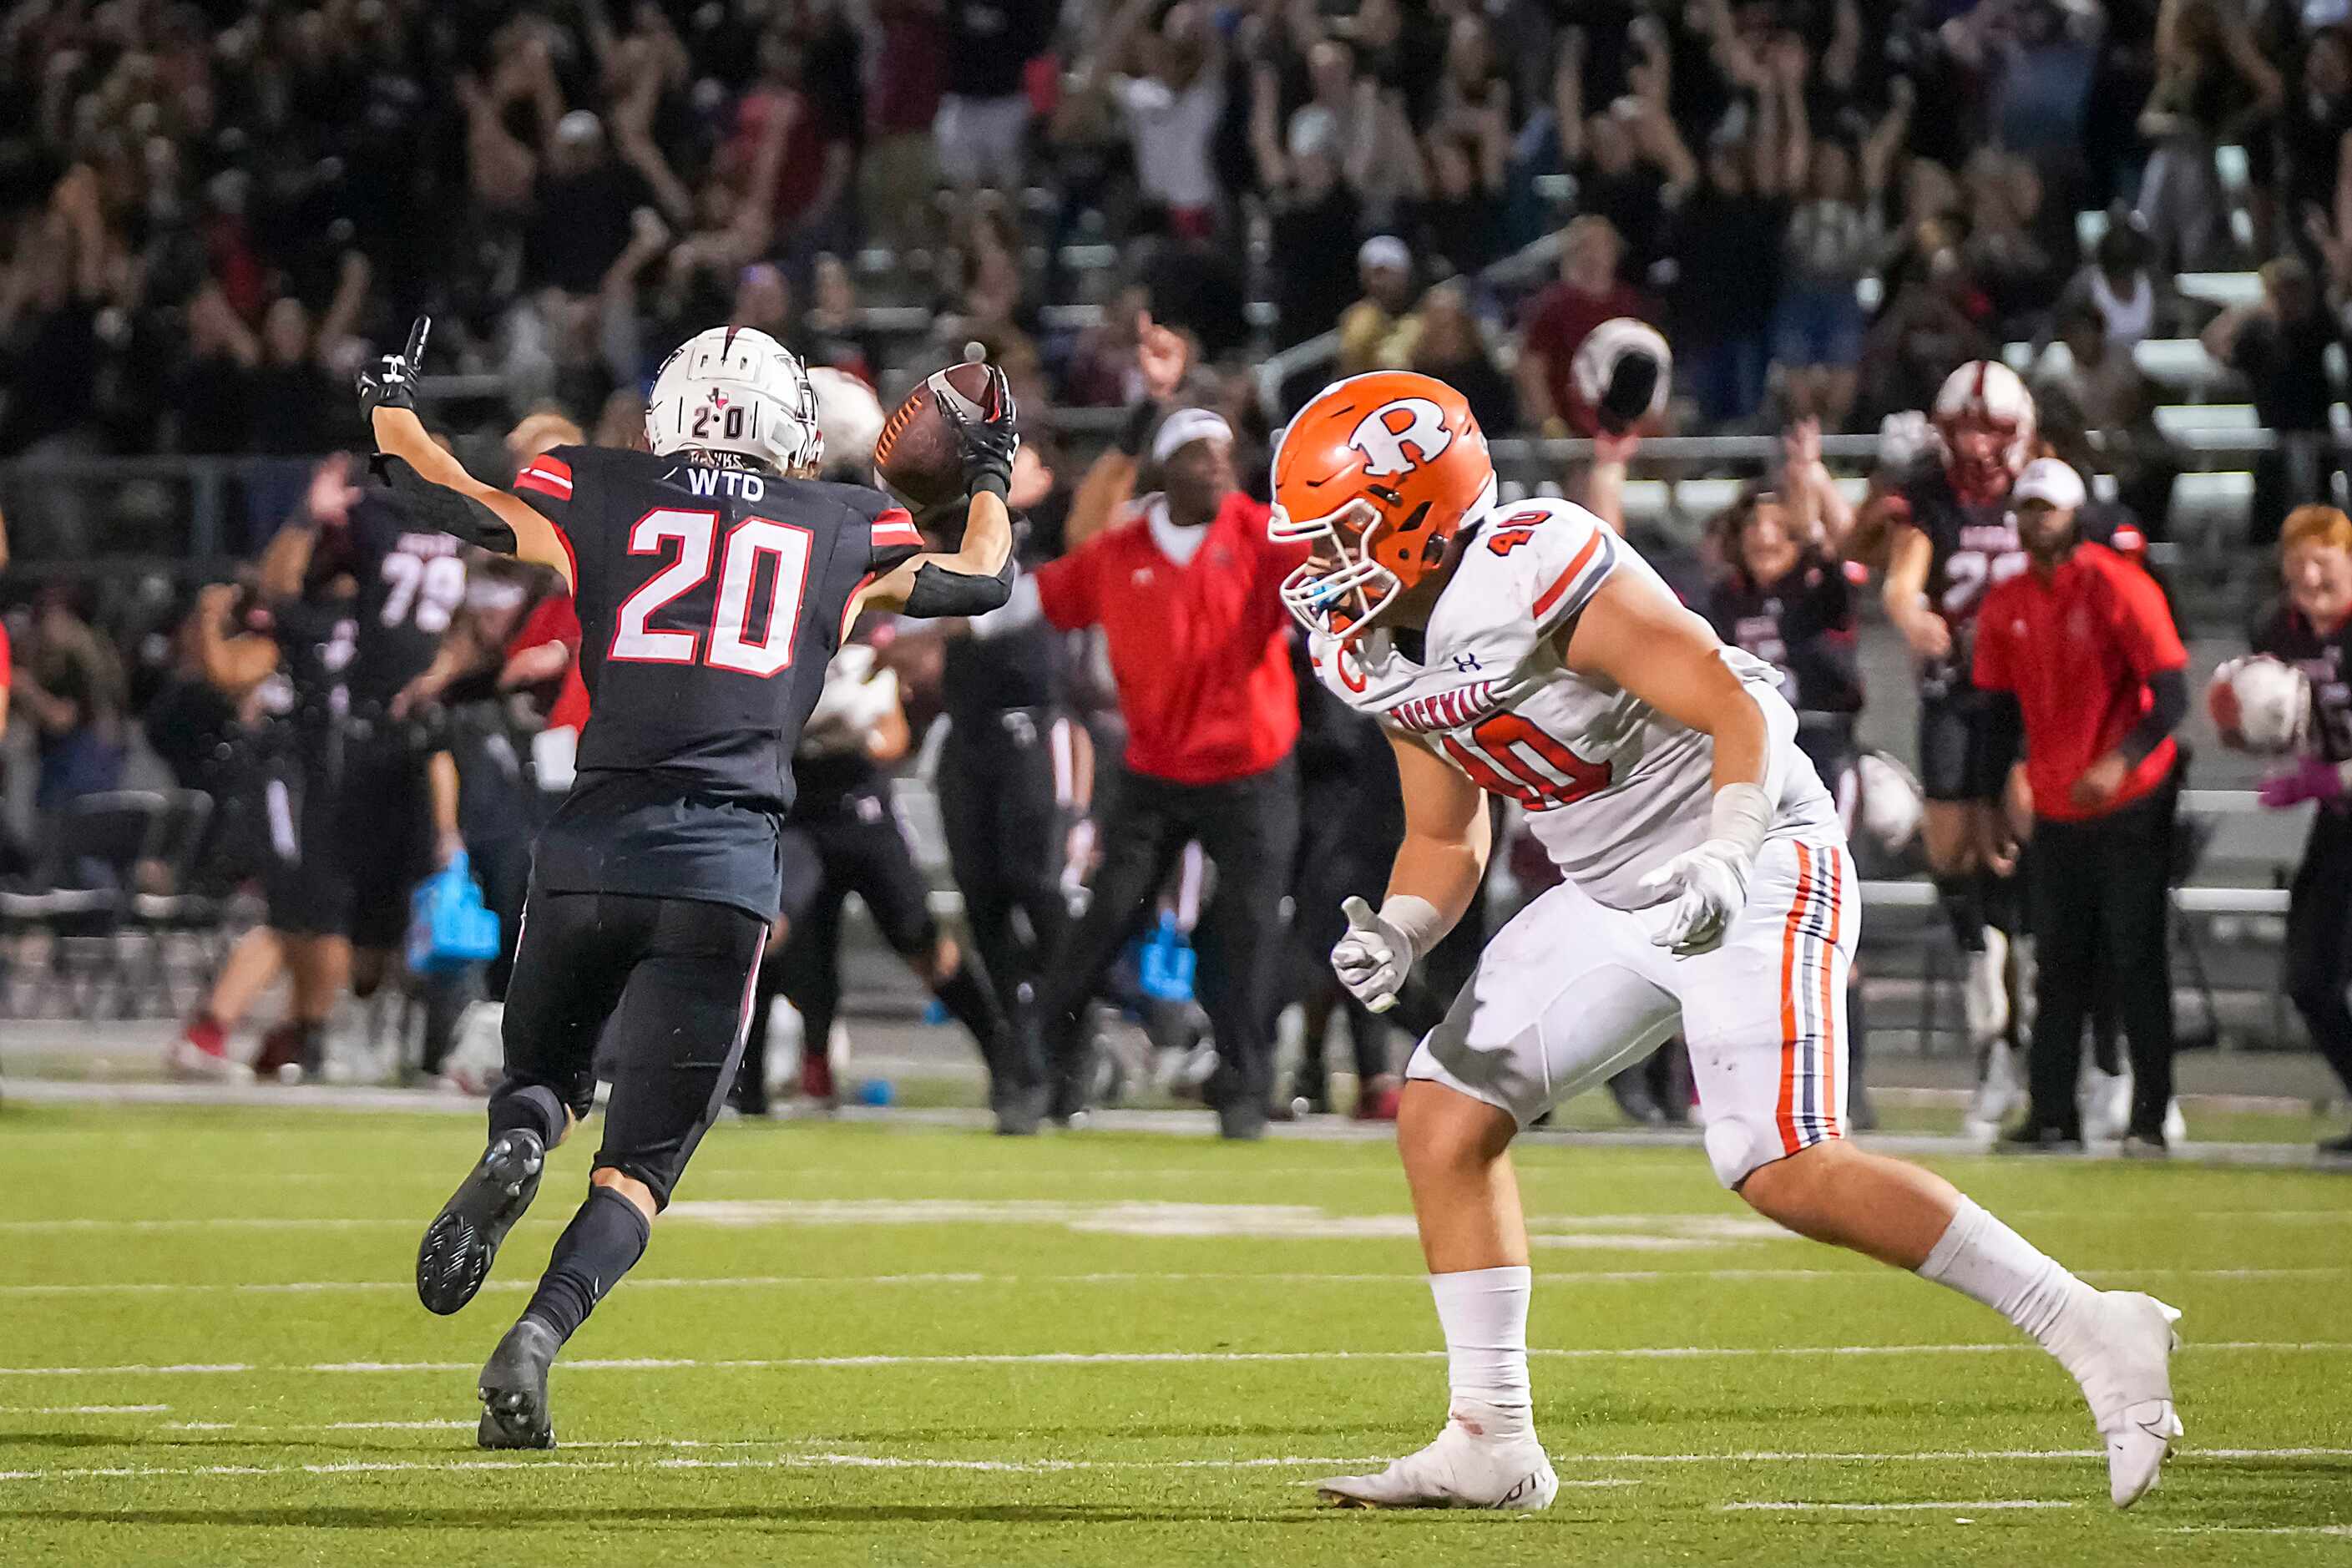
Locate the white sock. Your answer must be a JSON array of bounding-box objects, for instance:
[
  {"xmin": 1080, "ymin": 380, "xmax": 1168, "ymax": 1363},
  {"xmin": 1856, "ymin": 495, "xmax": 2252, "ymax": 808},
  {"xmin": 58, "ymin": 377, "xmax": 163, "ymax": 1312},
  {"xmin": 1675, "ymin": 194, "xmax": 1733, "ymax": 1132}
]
[
  {"xmin": 1916, "ymin": 1197, "xmax": 2103, "ymax": 1376},
  {"xmin": 1429, "ymin": 1266, "xmax": 1532, "ymax": 1439}
]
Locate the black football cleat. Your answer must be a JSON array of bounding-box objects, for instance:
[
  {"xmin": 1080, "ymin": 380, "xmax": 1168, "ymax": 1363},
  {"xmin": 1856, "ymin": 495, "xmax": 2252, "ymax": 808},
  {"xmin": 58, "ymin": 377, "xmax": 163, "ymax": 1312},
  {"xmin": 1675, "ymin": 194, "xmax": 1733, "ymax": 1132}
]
[
  {"xmin": 417, "ymin": 1130, "xmax": 545, "ymax": 1316},
  {"xmin": 477, "ymin": 1317, "xmax": 561, "ymax": 1449}
]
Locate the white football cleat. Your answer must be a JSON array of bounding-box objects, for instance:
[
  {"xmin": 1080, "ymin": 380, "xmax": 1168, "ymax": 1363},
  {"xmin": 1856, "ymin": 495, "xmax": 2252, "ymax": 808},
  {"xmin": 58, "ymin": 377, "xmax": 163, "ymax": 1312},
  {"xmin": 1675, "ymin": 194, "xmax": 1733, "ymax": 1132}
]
[
  {"xmin": 2081, "ymin": 1067, "xmax": 2132, "ymax": 1143},
  {"xmin": 1964, "ymin": 1041, "xmax": 2024, "ymax": 1141},
  {"xmin": 164, "ymin": 1037, "xmax": 252, "ymax": 1084},
  {"xmin": 1962, "ymin": 928, "xmax": 2012, "ymax": 1045},
  {"xmin": 2069, "ymin": 1292, "xmax": 2183, "ymax": 1509},
  {"xmin": 1319, "ymin": 1409, "xmax": 1558, "ymax": 1511}
]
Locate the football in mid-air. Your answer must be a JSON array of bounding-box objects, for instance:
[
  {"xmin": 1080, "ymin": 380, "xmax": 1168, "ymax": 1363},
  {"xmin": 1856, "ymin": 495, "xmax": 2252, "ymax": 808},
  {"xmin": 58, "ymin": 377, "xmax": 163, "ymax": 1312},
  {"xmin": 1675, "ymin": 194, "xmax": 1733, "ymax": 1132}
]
[
  {"xmin": 874, "ymin": 357, "xmax": 997, "ymax": 513},
  {"xmin": 2208, "ymin": 655, "xmax": 2313, "ymax": 754}
]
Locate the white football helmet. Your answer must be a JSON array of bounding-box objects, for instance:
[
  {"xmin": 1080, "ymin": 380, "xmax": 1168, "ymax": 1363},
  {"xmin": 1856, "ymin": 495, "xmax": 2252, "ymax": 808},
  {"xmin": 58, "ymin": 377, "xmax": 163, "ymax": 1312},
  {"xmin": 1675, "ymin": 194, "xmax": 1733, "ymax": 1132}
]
[
  {"xmin": 646, "ymin": 326, "xmax": 822, "ymax": 473},
  {"xmin": 809, "ymin": 367, "xmax": 886, "ymax": 478},
  {"xmin": 1931, "ymin": 360, "xmax": 2036, "ymax": 498},
  {"xmin": 1570, "ymin": 317, "xmax": 1672, "ymax": 433},
  {"xmin": 2209, "ymin": 655, "xmax": 2314, "ymax": 755}
]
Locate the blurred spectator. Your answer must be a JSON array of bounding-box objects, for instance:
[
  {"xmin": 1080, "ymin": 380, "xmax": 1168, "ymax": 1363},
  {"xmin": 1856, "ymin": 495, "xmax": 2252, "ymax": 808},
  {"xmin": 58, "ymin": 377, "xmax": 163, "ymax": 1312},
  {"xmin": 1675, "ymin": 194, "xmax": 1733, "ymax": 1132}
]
[
  {"xmin": 1773, "ymin": 87, "xmax": 1909, "ymax": 429},
  {"xmin": 2135, "ymin": 0, "xmax": 2281, "ymax": 271},
  {"xmin": 938, "ymin": 0, "xmax": 1054, "ymax": 193},
  {"xmin": 13, "ymin": 588, "xmax": 128, "ymax": 817},
  {"xmin": 865, "ymin": 0, "xmax": 950, "ymax": 250},
  {"xmin": 1515, "ymin": 215, "xmax": 1650, "ymax": 437},
  {"xmin": 2047, "ymin": 211, "xmax": 2180, "ymax": 358},
  {"xmin": 1962, "ymin": 150, "xmax": 2066, "ymax": 338},
  {"xmin": 1666, "ymin": 46, "xmax": 1806, "ymax": 429},
  {"xmin": 1257, "ymin": 106, "xmax": 1364, "ymax": 349},
  {"xmin": 2203, "ymin": 254, "xmax": 2342, "ymax": 545},
  {"xmin": 2037, "ymin": 302, "xmax": 2179, "ymax": 536},
  {"xmin": 2277, "ymin": 25, "xmax": 2352, "ymax": 268},
  {"xmin": 1404, "ymin": 129, "xmax": 1510, "ymax": 281},
  {"xmin": 1552, "ymin": 21, "xmax": 1691, "ymax": 281},
  {"xmin": 1410, "ymin": 281, "xmax": 1515, "ymax": 436},
  {"xmin": 1081, "ymin": 0, "xmax": 1228, "ymax": 238},
  {"xmin": 1336, "ymin": 236, "xmax": 1422, "ymax": 377},
  {"xmin": 801, "ymin": 255, "xmax": 879, "ymax": 385}
]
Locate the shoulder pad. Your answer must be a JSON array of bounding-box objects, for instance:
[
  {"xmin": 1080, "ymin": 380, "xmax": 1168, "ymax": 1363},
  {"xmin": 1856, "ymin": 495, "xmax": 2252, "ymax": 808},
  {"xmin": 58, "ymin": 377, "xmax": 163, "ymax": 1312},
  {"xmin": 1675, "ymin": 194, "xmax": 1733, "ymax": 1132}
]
[{"xmin": 1464, "ymin": 498, "xmax": 1620, "ymax": 635}]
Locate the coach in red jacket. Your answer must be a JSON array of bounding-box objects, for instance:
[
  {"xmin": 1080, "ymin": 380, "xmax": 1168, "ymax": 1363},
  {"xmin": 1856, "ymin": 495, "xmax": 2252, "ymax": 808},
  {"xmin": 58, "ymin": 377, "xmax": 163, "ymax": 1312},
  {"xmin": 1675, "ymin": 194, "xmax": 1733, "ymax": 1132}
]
[
  {"xmin": 1974, "ymin": 460, "xmax": 2189, "ymax": 1154},
  {"xmin": 1029, "ymin": 407, "xmax": 1309, "ymax": 1137}
]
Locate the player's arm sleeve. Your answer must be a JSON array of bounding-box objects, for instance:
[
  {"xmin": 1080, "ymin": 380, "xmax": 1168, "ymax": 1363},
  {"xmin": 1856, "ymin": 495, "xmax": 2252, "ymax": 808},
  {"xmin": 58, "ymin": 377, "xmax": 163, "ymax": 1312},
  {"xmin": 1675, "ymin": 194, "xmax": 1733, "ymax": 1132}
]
[
  {"xmin": 372, "ymin": 418, "xmax": 574, "ymax": 589},
  {"xmin": 2111, "ymin": 565, "xmax": 2191, "ymax": 764},
  {"xmin": 1031, "ymin": 546, "xmax": 1097, "ymax": 632},
  {"xmin": 1520, "ymin": 508, "xmax": 1621, "ymax": 640}
]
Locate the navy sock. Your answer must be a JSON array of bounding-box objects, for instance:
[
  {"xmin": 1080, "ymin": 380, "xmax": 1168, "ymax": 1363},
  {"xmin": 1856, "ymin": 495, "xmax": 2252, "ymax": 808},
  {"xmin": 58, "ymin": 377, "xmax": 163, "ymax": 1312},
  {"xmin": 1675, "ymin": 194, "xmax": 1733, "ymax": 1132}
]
[
  {"xmin": 1933, "ymin": 873, "xmax": 1986, "ymax": 953},
  {"xmin": 488, "ymin": 1084, "xmax": 566, "ymax": 1149},
  {"xmin": 522, "ymin": 1186, "xmax": 650, "ymax": 1346}
]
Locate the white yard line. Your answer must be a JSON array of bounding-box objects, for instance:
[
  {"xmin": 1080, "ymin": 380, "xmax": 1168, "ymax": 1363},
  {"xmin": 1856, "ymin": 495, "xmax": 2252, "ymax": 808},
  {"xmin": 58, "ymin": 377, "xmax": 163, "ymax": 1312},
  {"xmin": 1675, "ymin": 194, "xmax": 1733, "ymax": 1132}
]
[
  {"xmin": 8, "ymin": 1263, "xmax": 2342, "ymax": 1297},
  {"xmin": 1722, "ymin": 1500, "xmax": 2076, "ymax": 1512},
  {"xmin": 3, "ymin": 1342, "xmax": 2344, "ymax": 1378},
  {"xmin": 0, "ymin": 1404, "xmax": 169, "ymax": 1415},
  {"xmin": 2165, "ymin": 1525, "xmax": 2352, "ymax": 1537},
  {"xmin": 0, "ymin": 1452, "xmax": 1424, "ymax": 1483}
]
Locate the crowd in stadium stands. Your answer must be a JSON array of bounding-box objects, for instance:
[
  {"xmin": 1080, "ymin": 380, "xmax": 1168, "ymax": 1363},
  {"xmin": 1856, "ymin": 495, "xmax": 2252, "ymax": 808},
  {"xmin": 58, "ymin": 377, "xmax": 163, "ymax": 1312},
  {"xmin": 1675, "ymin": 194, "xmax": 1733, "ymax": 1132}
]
[
  {"xmin": 2, "ymin": 3, "xmax": 2351, "ymax": 1147},
  {"xmin": 5, "ymin": 0, "xmax": 2352, "ymax": 461}
]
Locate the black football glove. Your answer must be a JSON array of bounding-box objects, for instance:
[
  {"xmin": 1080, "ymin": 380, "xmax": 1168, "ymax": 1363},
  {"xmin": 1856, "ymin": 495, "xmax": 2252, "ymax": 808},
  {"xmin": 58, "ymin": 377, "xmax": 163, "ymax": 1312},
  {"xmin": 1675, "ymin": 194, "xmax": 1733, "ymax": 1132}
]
[
  {"xmin": 357, "ymin": 316, "xmax": 431, "ymax": 416},
  {"xmin": 938, "ymin": 363, "xmax": 1019, "ymax": 500}
]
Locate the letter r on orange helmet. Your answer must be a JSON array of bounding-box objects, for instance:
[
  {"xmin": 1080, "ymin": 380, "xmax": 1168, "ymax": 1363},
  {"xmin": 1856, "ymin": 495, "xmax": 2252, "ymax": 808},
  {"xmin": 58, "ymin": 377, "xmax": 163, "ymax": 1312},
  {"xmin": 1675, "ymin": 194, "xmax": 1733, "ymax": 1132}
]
[{"xmin": 1267, "ymin": 372, "xmax": 1497, "ymax": 639}]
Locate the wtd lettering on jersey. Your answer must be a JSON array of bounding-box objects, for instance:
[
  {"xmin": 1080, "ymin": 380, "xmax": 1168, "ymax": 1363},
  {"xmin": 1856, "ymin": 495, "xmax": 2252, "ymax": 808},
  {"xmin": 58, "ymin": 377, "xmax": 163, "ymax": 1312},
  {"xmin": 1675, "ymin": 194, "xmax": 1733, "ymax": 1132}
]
[
  {"xmin": 1386, "ymin": 680, "xmax": 1506, "ymax": 733},
  {"xmin": 682, "ymin": 466, "xmax": 766, "ymax": 502}
]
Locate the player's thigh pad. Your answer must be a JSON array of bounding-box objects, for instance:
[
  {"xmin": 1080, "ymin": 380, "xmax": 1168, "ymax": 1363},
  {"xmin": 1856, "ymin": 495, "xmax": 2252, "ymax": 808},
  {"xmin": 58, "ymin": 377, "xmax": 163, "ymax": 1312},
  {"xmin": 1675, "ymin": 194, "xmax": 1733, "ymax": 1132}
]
[
  {"xmin": 1915, "ymin": 696, "xmax": 1983, "ymax": 803},
  {"xmin": 1672, "ymin": 837, "xmax": 1857, "ymax": 1189},
  {"xmin": 498, "ymin": 889, "xmax": 637, "ymax": 1120},
  {"xmin": 1406, "ymin": 879, "xmax": 1680, "ymax": 1127},
  {"xmin": 594, "ymin": 898, "xmax": 768, "ymax": 1208}
]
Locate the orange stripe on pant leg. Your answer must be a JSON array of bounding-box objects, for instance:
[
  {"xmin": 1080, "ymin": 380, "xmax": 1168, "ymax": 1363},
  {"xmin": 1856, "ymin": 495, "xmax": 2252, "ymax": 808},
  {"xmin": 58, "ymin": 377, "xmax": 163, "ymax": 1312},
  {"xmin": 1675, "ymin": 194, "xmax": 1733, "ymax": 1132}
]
[
  {"xmin": 1815, "ymin": 847, "xmax": 1844, "ymax": 1140},
  {"xmin": 1776, "ymin": 842, "xmax": 1817, "ymax": 1156}
]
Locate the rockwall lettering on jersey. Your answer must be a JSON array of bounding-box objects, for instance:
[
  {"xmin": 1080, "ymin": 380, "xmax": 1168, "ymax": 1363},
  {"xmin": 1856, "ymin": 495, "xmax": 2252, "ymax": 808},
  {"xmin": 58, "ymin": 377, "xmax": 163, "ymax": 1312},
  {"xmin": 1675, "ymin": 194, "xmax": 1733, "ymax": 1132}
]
[{"xmin": 1386, "ymin": 680, "xmax": 1506, "ymax": 733}]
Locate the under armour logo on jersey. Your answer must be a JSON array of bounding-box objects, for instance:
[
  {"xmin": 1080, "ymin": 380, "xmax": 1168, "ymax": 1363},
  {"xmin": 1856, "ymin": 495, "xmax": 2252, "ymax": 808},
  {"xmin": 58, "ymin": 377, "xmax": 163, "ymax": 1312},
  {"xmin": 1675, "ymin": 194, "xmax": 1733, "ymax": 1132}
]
[
  {"xmin": 1453, "ymin": 652, "xmax": 1482, "ymax": 673},
  {"xmin": 1348, "ymin": 398, "xmax": 1454, "ymax": 477}
]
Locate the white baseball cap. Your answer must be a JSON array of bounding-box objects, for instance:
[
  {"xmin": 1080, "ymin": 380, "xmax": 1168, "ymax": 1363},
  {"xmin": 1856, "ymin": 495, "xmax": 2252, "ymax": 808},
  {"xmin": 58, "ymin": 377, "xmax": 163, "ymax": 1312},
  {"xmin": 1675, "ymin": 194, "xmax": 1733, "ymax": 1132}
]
[
  {"xmin": 1357, "ymin": 235, "xmax": 1410, "ymax": 274},
  {"xmin": 2012, "ymin": 458, "xmax": 2086, "ymax": 511},
  {"xmin": 1151, "ymin": 407, "xmax": 1233, "ymax": 465}
]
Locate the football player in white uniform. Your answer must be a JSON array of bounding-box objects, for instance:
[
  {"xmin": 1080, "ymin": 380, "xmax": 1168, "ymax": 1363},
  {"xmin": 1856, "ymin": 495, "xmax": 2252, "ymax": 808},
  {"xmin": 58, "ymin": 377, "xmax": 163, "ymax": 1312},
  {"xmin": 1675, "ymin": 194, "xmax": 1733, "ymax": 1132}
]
[{"xmin": 1271, "ymin": 371, "xmax": 2183, "ymax": 1514}]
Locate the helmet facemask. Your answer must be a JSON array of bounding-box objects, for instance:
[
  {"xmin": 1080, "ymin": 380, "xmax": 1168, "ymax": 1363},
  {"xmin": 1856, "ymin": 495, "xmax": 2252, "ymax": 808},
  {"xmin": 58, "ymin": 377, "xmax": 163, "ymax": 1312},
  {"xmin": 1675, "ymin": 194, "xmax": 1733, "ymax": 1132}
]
[{"xmin": 1272, "ymin": 499, "xmax": 1399, "ymax": 640}]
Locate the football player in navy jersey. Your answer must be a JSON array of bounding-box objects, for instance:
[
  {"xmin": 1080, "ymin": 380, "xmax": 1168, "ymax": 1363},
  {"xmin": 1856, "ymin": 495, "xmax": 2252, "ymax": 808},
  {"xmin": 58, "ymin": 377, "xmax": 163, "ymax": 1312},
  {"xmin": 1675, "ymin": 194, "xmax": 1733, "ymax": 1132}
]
[
  {"xmin": 1865, "ymin": 362, "xmax": 2039, "ymax": 1132},
  {"xmin": 360, "ymin": 321, "xmax": 1017, "ymax": 1449},
  {"xmin": 2232, "ymin": 505, "xmax": 2352, "ymax": 1156}
]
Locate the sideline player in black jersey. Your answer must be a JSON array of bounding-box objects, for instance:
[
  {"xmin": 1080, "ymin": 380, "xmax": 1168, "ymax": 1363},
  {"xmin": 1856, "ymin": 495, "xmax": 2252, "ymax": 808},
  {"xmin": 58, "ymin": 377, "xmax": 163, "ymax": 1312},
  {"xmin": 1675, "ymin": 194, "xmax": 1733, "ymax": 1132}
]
[
  {"xmin": 254, "ymin": 448, "xmax": 472, "ymax": 1022},
  {"xmin": 362, "ymin": 321, "xmax": 1017, "ymax": 1448},
  {"xmin": 929, "ymin": 448, "xmax": 1080, "ymax": 1093},
  {"xmin": 746, "ymin": 641, "xmax": 1031, "ymax": 1122},
  {"xmin": 1868, "ymin": 361, "xmax": 2036, "ymax": 1128},
  {"xmin": 2229, "ymin": 505, "xmax": 2352, "ymax": 1156}
]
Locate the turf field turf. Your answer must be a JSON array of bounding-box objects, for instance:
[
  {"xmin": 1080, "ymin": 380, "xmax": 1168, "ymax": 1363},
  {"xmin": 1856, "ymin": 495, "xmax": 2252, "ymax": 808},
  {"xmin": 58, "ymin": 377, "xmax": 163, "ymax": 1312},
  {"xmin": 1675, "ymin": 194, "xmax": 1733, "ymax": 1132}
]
[{"xmin": 2, "ymin": 1102, "xmax": 2347, "ymax": 1565}]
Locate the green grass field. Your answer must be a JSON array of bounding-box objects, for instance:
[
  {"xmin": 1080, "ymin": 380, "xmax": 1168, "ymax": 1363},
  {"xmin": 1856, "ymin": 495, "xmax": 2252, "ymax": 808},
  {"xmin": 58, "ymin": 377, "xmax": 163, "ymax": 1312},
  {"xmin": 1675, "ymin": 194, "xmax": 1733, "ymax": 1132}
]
[{"xmin": 2, "ymin": 1103, "xmax": 2347, "ymax": 1565}]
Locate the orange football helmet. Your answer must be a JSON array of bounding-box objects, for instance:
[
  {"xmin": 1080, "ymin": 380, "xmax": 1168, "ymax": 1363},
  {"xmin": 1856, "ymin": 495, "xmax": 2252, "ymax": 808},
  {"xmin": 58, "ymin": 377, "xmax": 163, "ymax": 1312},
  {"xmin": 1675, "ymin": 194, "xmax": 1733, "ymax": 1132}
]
[{"xmin": 1268, "ymin": 371, "xmax": 1496, "ymax": 640}]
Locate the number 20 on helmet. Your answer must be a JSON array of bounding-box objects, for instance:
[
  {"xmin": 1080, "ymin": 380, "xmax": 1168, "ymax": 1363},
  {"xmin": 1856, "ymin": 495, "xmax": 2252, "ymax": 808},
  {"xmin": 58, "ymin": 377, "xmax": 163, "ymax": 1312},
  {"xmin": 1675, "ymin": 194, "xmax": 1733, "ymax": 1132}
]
[{"xmin": 1268, "ymin": 372, "xmax": 1496, "ymax": 642}]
